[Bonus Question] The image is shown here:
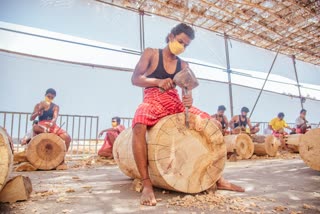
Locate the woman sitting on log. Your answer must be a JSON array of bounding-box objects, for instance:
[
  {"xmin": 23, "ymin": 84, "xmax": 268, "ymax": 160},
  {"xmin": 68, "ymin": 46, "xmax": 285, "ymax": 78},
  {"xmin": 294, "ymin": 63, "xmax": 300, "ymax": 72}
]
[
  {"xmin": 30, "ymin": 88, "xmax": 71, "ymax": 150},
  {"xmin": 211, "ymin": 105, "xmax": 230, "ymax": 136},
  {"xmin": 98, "ymin": 116, "xmax": 125, "ymax": 158},
  {"xmin": 229, "ymin": 107, "xmax": 260, "ymax": 134},
  {"xmin": 131, "ymin": 23, "xmax": 244, "ymax": 206}
]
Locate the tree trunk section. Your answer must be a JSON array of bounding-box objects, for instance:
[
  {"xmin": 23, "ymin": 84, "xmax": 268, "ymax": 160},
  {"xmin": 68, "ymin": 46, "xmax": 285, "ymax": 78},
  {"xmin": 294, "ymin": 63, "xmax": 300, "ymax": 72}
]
[
  {"xmin": 0, "ymin": 175, "xmax": 32, "ymax": 203},
  {"xmin": 299, "ymin": 128, "xmax": 320, "ymax": 171},
  {"xmin": 0, "ymin": 127, "xmax": 13, "ymax": 192},
  {"xmin": 26, "ymin": 133, "xmax": 66, "ymax": 170},
  {"xmin": 253, "ymin": 135, "xmax": 279, "ymax": 157},
  {"xmin": 113, "ymin": 113, "xmax": 226, "ymax": 194},
  {"xmin": 224, "ymin": 134, "xmax": 254, "ymax": 159}
]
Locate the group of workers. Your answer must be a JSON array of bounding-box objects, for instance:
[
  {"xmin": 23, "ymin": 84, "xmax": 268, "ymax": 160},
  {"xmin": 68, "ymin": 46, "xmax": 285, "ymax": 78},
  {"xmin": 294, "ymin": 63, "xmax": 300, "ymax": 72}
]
[
  {"xmin": 17, "ymin": 23, "xmax": 314, "ymax": 207},
  {"xmin": 212, "ymin": 105, "xmax": 311, "ymax": 137}
]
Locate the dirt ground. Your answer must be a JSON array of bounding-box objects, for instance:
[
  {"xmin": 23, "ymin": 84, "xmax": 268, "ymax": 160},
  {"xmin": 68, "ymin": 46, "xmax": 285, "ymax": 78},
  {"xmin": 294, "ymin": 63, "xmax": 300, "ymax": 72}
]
[{"xmin": 1, "ymin": 154, "xmax": 320, "ymax": 214}]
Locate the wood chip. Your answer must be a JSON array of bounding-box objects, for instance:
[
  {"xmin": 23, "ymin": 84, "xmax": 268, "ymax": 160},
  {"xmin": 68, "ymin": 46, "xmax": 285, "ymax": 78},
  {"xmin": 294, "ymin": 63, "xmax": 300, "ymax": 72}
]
[
  {"xmin": 66, "ymin": 188, "xmax": 75, "ymax": 193},
  {"xmin": 303, "ymin": 203, "xmax": 315, "ymax": 209}
]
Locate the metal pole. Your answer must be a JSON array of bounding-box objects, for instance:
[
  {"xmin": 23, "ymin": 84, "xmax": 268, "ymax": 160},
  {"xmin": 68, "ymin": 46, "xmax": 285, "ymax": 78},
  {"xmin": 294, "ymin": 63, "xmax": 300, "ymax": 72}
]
[
  {"xmin": 139, "ymin": 9, "xmax": 145, "ymax": 52},
  {"xmin": 292, "ymin": 55, "xmax": 304, "ymax": 109},
  {"xmin": 224, "ymin": 33, "xmax": 234, "ymax": 117},
  {"xmin": 249, "ymin": 47, "xmax": 281, "ymax": 118},
  {"xmin": 139, "ymin": 10, "xmax": 145, "ymax": 100}
]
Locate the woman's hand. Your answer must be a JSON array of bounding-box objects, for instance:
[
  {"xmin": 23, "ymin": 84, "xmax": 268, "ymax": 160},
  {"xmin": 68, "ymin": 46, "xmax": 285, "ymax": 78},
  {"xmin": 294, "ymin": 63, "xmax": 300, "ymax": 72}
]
[
  {"xmin": 182, "ymin": 94, "xmax": 193, "ymax": 108},
  {"xmin": 158, "ymin": 78, "xmax": 174, "ymax": 91}
]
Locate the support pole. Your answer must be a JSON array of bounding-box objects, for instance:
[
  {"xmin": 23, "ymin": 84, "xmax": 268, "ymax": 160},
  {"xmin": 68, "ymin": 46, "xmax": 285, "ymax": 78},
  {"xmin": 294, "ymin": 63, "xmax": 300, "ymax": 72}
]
[
  {"xmin": 249, "ymin": 47, "xmax": 281, "ymax": 118},
  {"xmin": 292, "ymin": 55, "xmax": 304, "ymax": 109},
  {"xmin": 224, "ymin": 33, "xmax": 234, "ymax": 117},
  {"xmin": 139, "ymin": 10, "xmax": 145, "ymax": 52},
  {"xmin": 139, "ymin": 10, "xmax": 145, "ymax": 99}
]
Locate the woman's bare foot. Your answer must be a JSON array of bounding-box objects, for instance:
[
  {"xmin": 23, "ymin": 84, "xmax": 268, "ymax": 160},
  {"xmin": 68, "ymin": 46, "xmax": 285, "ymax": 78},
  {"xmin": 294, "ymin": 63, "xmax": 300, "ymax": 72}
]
[
  {"xmin": 140, "ymin": 179, "xmax": 157, "ymax": 206},
  {"xmin": 217, "ymin": 177, "xmax": 245, "ymax": 192}
]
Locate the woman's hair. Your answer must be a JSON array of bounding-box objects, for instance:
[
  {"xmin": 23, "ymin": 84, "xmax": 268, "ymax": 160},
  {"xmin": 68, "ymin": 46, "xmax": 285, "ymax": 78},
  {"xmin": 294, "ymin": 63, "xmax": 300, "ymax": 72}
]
[
  {"xmin": 218, "ymin": 105, "xmax": 226, "ymax": 111},
  {"xmin": 166, "ymin": 23, "xmax": 195, "ymax": 43},
  {"xmin": 112, "ymin": 116, "xmax": 121, "ymax": 124},
  {"xmin": 45, "ymin": 88, "xmax": 56, "ymax": 96}
]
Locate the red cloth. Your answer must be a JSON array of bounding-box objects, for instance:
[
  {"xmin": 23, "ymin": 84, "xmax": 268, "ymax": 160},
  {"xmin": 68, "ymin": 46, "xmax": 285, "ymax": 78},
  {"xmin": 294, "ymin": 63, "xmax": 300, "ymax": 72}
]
[
  {"xmin": 39, "ymin": 120, "xmax": 66, "ymax": 135},
  {"xmin": 132, "ymin": 88, "xmax": 210, "ymax": 127},
  {"xmin": 272, "ymin": 130, "xmax": 288, "ymax": 138},
  {"xmin": 98, "ymin": 125, "xmax": 125, "ymax": 157}
]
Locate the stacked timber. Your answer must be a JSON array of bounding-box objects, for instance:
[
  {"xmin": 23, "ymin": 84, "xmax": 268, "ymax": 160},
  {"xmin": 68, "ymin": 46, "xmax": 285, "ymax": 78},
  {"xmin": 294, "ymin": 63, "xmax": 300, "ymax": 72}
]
[
  {"xmin": 113, "ymin": 113, "xmax": 226, "ymax": 193},
  {"xmin": 224, "ymin": 134, "xmax": 254, "ymax": 159},
  {"xmin": 252, "ymin": 135, "xmax": 280, "ymax": 157}
]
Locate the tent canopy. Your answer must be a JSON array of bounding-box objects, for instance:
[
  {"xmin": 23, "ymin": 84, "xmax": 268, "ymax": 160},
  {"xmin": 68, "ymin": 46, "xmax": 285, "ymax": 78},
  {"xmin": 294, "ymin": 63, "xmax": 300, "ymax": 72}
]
[{"xmin": 100, "ymin": 0, "xmax": 320, "ymax": 65}]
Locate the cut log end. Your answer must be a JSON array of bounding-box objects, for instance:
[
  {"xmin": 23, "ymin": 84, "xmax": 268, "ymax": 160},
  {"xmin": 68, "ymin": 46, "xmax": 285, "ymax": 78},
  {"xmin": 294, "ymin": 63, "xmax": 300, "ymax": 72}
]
[
  {"xmin": 299, "ymin": 128, "xmax": 320, "ymax": 171},
  {"xmin": 253, "ymin": 135, "xmax": 279, "ymax": 157},
  {"xmin": 26, "ymin": 133, "xmax": 66, "ymax": 170},
  {"xmin": 225, "ymin": 134, "xmax": 254, "ymax": 159},
  {"xmin": 0, "ymin": 175, "xmax": 32, "ymax": 203}
]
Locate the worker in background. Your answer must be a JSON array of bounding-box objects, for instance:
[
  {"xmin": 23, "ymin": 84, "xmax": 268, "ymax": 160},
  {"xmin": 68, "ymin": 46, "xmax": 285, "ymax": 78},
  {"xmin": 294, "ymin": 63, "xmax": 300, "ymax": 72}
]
[
  {"xmin": 229, "ymin": 107, "xmax": 260, "ymax": 134},
  {"xmin": 211, "ymin": 105, "xmax": 229, "ymax": 135},
  {"xmin": 269, "ymin": 112, "xmax": 295, "ymax": 149},
  {"xmin": 295, "ymin": 109, "xmax": 311, "ymax": 134},
  {"xmin": 98, "ymin": 116, "xmax": 125, "ymax": 158}
]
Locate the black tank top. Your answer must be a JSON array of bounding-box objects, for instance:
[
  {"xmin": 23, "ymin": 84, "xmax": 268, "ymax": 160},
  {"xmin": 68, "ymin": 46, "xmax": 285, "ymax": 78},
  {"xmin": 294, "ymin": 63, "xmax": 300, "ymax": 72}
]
[
  {"xmin": 147, "ymin": 49, "xmax": 181, "ymax": 80},
  {"xmin": 215, "ymin": 114, "xmax": 226, "ymax": 129},
  {"xmin": 234, "ymin": 115, "xmax": 247, "ymax": 128},
  {"xmin": 39, "ymin": 103, "xmax": 55, "ymax": 121}
]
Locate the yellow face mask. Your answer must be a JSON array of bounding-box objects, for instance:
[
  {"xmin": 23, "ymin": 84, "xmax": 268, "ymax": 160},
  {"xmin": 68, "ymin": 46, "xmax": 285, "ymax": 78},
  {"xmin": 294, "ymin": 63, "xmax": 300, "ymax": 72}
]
[
  {"xmin": 45, "ymin": 96, "xmax": 53, "ymax": 104},
  {"xmin": 168, "ymin": 40, "xmax": 185, "ymax": 55}
]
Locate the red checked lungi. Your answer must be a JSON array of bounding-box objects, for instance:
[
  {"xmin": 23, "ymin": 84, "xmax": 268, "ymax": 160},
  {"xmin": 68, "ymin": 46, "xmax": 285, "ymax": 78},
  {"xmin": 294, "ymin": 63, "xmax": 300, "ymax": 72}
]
[
  {"xmin": 132, "ymin": 88, "xmax": 210, "ymax": 127},
  {"xmin": 98, "ymin": 125, "xmax": 125, "ymax": 157},
  {"xmin": 38, "ymin": 120, "xmax": 66, "ymax": 135}
]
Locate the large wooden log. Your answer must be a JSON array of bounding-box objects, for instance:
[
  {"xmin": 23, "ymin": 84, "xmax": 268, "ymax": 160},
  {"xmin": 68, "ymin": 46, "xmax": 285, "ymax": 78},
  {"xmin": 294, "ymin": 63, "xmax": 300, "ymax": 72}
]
[
  {"xmin": 299, "ymin": 128, "xmax": 320, "ymax": 171},
  {"xmin": 0, "ymin": 175, "xmax": 32, "ymax": 203},
  {"xmin": 113, "ymin": 113, "xmax": 226, "ymax": 194},
  {"xmin": 26, "ymin": 133, "xmax": 66, "ymax": 170},
  {"xmin": 253, "ymin": 135, "xmax": 280, "ymax": 157},
  {"xmin": 224, "ymin": 134, "xmax": 254, "ymax": 159},
  {"xmin": 0, "ymin": 127, "xmax": 13, "ymax": 192}
]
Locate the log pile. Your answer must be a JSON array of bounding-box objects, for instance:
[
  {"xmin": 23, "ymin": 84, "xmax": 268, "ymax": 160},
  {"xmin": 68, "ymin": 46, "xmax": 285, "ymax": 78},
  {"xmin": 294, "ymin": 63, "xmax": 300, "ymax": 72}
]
[
  {"xmin": 113, "ymin": 113, "xmax": 226, "ymax": 193},
  {"xmin": 224, "ymin": 134, "xmax": 254, "ymax": 159}
]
